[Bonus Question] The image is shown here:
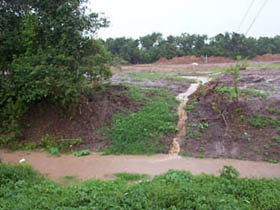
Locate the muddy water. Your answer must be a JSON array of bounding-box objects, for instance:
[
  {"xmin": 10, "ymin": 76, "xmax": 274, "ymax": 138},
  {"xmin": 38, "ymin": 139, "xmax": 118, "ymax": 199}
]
[
  {"xmin": 169, "ymin": 76, "xmax": 210, "ymax": 155},
  {"xmin": 1, "ymin": 150, "xmax": 280, "ymax": 180}
]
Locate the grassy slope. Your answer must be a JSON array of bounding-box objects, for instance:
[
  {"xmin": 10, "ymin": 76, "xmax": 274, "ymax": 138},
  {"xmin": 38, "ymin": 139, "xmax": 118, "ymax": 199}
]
[
  {"xmin": 105, "ymin": 86, "xmax": 178, "ymax": 154},
  {"xmin": 0, "ymin": 163, "xmax": 280, "ymax": 209}
]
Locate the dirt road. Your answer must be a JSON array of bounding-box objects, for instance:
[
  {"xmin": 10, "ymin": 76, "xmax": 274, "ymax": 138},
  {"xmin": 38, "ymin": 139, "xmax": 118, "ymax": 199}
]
[{"xmin": 1, "ymin": 150, "xmax": 279, "ymax": 180}]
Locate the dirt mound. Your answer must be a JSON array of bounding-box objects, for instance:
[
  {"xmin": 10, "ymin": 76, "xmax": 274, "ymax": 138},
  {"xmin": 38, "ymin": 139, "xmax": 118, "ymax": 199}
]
[
  {"xmin": 180, "ymin": 78, "xmax": 280, "ymax": 162},
  {"xmin": 21, "ymin": 86, "xmax": 141, "ymax": 151},
  {"xmin": 252, "ymin": 53, "xmax": 280, "ymax": 62},
  {"xmin": 154, "ymin": 56, "xmax": 233, "ymax": 65}
]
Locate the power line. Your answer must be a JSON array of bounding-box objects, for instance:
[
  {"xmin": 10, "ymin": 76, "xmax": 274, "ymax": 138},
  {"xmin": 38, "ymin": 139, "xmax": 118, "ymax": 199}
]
[
  {"xmin": 245, "ymin": 0, "xmax": 269, "ymax": 36},
  {"xmin": 237, "ymin": 0, "xmax": 255, "ymax": 32}
]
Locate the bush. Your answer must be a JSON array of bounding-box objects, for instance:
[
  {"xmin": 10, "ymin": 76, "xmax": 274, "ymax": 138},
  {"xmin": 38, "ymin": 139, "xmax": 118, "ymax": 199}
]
[
  {"xmin": 1, "ymin": 164, "xmax": 280, "ymax": 209},
  {"xmin": 0, "ymin": 0, "xmax": 111, "ymax": 135}
]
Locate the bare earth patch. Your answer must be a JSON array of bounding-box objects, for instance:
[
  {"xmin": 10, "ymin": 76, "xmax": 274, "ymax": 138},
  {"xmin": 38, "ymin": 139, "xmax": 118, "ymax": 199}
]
[
  {"xmin": 180, "ymin": 68, "xmax": 280, "ymax": 163},
  {"xmin": 20, "ymin": 86, "xmax": 141, "ymax": 152}
]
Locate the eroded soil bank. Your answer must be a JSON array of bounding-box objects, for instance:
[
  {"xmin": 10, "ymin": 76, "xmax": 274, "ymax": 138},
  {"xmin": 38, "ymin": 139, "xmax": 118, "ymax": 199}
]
[
  {"xmin": 1, "ymin": 150, "xmax": 280, "ymax": 180},
  {"xmin": 181, "ymin": 68, "xmax": 280, "ymax": 162}
]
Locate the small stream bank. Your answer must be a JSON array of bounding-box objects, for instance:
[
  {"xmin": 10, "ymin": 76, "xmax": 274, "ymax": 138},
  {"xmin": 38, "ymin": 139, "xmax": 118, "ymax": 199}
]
[{"xmin": 169, "ymin": 76, "xmax": 210, "ymax": 155}]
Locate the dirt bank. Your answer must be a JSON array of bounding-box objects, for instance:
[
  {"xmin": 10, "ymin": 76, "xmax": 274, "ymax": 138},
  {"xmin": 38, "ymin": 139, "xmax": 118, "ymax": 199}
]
[
  {"xmin": 181, "ymin": 68, "xmax": 280, "ymax": 162},
  {"xmin": 19, "ymin": 86, "xmax": 141, "ymax": 152}
]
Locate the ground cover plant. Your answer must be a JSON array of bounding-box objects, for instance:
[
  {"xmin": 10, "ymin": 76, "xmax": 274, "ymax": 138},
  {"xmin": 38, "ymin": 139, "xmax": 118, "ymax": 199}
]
[
  {"xmin": 1, "ymin": 163, "xmax": 280, "ymax": 209},
  {"xmin": 105, "ymin": 86, "xmax": 178, "ymax": 154}
]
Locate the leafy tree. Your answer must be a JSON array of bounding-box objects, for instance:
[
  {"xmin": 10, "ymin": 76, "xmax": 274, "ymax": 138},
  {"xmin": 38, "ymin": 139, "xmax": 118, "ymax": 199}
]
[
  {"xmin": 0, "ymin": 0, "xmax": 111, "ymax": 133},
  {"xmin": 103, "ymin": 32, "xmax": 280, "ymax": 64}
]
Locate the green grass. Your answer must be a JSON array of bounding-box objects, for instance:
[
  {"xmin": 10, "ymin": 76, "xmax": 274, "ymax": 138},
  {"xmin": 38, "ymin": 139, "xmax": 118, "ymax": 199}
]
[
  {"xmin": 185, "ymin": 98, "xmax": 199, "ymax": 111},
  {"xmin": 105, "ymin": 87, "xmax": 178, "ymax": 154},
  {"xmin": 114, "ymin": 173, "xmax": 149, "ymax": 182},
  {"xmin": 127, "ymin": 72, "xmax": 196, "ymax": 82},
  {"xmin": 248, "ymin": 63, "xmax": 280, "ymax": 70},
  {"xmin": 1, "ymin": 164, "xmax": 280, "ymax": 209},
  {"xmin": 248, "ymin": 115, "xmax": 280, "ymax": 129},
  {"xmin": 215, "ymin": 86, "xmax": 268, "ymax": 99},
  {"xmin": 74, "ymin": 149, "xmax": 91, "ymax": 157},
  {"xmin": 248, "ymin": 115, "xmax": 268, "ymax": 128}
]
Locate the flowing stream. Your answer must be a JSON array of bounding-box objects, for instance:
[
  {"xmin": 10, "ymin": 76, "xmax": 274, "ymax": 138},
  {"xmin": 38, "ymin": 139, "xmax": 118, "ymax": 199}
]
[{"xmin": 169, "ymin": 76, "xmax": 210, "ymax": 155}]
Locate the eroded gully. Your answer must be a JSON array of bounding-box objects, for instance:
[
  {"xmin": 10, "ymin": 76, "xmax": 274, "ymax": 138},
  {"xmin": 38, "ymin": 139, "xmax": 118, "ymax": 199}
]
[{"xmin": 1, "ymin": 76, "xmax": 280, "ymax": 180}]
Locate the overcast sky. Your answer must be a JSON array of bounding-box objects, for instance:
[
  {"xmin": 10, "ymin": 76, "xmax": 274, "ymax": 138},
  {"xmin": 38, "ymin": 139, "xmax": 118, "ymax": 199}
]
[{"xmin": 89, "ymin": 0, "xmax": 279, "ymax": 39}]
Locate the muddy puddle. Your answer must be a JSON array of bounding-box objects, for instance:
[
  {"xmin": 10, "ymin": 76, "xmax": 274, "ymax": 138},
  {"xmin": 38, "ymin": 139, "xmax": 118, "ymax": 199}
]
[{"xmin": 1, "ymin": 150, "xmax": 280, "ymax": 180}]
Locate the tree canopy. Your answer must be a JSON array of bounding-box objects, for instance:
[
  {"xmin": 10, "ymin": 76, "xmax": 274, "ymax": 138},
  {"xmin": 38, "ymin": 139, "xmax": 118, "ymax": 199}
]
[
  {"xmin": 103, "ymin": 32, "xmax": 280, "ymax": 64},
  {"xmin": 0, "ymin": 0, "xmax": 111, "ymax": 133}
]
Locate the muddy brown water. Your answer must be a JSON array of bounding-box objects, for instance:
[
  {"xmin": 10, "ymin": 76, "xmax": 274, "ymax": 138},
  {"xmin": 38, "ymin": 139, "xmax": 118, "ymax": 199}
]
[
  {"xmin": 170, "ymin": 76, "xmax": 210, "ymax": 155},
  {"xmin": 1, "ymin": 150, "xmax": 280, "ymax": 180}
]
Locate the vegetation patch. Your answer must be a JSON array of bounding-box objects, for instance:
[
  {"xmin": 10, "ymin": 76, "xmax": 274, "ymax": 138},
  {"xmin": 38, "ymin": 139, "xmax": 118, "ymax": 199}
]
[
  {"xmin": 1, "ymin": 164, "xmax": 280, "ymax": 209},
  {"xmin": 127, "ymin": 72, "xmax": 196, "ymax": 82},
  {"xmin": 113, "ymin": 173, "xmax": 149, "ymax": 182},
  {"xmin": 74, "ymin": 149, "xmax": 91, "ymax": 157},
  {"xmin": 105, "ymin": 87, "xmax": 178, "ymax": 154}
]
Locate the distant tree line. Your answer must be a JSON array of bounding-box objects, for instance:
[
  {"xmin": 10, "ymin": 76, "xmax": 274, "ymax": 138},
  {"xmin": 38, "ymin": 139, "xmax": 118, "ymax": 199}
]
[{"xmin": 102, "ymin": 32, "xmax": 280, "ymax": 64}]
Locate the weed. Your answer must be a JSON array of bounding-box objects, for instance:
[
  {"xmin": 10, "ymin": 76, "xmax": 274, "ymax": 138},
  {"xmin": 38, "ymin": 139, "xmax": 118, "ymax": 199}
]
[
  {"xmin": 1, "ymin": 164, "xmax": 280, "ymax": 209},
  {"xmin": 58, "ymin": 176, "xmax": 81, "ymax": 186},
  {"xmin": 227, "ymin": 56, "xmax": 242, "ymax": 102},
  {"xmin": 39, "ymin": 135, "xmax": 83, "ymax": 155},
  {"xmin": 248, "ymin": 115, "xmax": 267, "ymax": 128},
  {"xmin": 179, "ymin": 151, "xmax": 189, "ymax": 157},
  {"xmin": 263, "ymin": 144, "xmax": 270, "ymax": 150},
  {"xmin": 185, "ymin": 98, "xmax": 199, "ymax": 111},
  {"xmin": 74, "ymin": 149, "xmax": 91, "ymax": 157},
  {"xmin": 127, "ymin": 72, "xmax": 196, "ymax": 82},
  {"xmin": 248, "ymin": 63, "xmax": 280, "ymax": 70},
  {"xmin": 266, "ymin": 159, "xmax": 279, "ymax": 164},
  {"xmin": 199, "ymin": 122, "xmax": 209, "ymax": 130},
  {"xmin": 186, "ymin": 126, "xmax": 201, "ymax": 139},
  {"xmin": 114, "ymin": 173, "xmax": 149, "ymax": 182},
  {"xmin": 220, "ymin": 165, "xmax": 239, "ymax": 179},
  {"xmin": 48, "ymin": 147, "xmax": 60, "ymax": 156},
  {"xmin": 254, "ymin": 149, "xmax": 261, "ymax": 155},
  {"xmin": 268, "ymin": 117, "xmax": 280, "ymax": 128},
  {"xmin": 106, "ymin": 88, "xmax": 178, "ymax": 154},
  {"xmin": 264, "ymin": 152, "xmax": 269, "ymax": 156},
  {"xmin": 268, "ymin": 108, "xmax": 280, "ymax": 115},
  {"xmin": 215, "ymin": 86, "xmax": 267, "ymax": 99},
  {"xmin": 271, "ymin": 136, "xmax": 280, "ymax": 143},
  {"xmin": 215, "ymin": 86, "xmax": 238, "ymax": 99}
]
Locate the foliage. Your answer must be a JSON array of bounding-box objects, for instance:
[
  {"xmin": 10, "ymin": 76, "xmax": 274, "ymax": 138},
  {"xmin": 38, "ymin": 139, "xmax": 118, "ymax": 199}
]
[
  {"xmin": 220, "ymin": 165, "xmax": 239, "ymax": 179},
  {"xmin": 248, "ymin": 115, "xmax": 280, "ymax": 129},
  {"xmin": 1, "ymin": 164, "xmax": 280, "ymax": 209},
  {"xmin": 215, "ymin": 86, "xmax": 267, "ymax": 100},
  {"xmin": 39, "ymin": 135, "xmax": 82, "ymax": 155},
  {"xmin": 103, "ymin": 32, "xmax": 280, "ymax": 64},
  {"xmin": 185, "ymin": 98, "xmax": 199, "ymax": 111},
  {"xmin": 248, "ymin": 115, "xmax": 268, "ymax": 128},
  {"xmin": 227, "ymin": 56, "xmax": 242, "ymax": 102},
  {"xmin": 105, "ymin": 88, "xmax": 178, "ymax": 154},
  {"xmin": 114, "ymin": 173, "xmax": 149, "ymax": 182},
  {"xmin": 0, "ymin": 0, "xmax": 111, "ymax": 135},
  {"xmin": 74, "ymin": 149, "xmax": 91, "ymax": 157}
]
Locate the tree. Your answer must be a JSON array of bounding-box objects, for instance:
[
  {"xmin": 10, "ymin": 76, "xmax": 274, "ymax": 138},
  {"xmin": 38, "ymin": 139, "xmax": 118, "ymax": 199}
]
[{"xmin": 0, "ymin": 0, "xmax": 111, "ymax": 133}]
